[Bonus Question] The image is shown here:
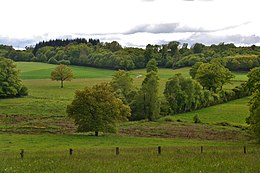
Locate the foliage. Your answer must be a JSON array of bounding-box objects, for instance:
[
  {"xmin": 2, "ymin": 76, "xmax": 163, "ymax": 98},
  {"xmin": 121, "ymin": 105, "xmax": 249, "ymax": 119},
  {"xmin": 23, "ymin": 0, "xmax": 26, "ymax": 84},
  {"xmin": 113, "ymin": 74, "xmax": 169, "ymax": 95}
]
[
  {"xmin": 146, "ymin": 58, "xmax": 158, "ymax": 73},
  {"xmin": 247, "ymin": 66, "xmax": 260, "ymax": 92},
  {"xmin": 51, "ymin": 64, "xmax": 74, "ymax": 88},
  {"xmin": 47, "ymin": 57, "xmax": 58, "ymax": 64},
  {"xmin": 66, "ymin": 83, "xmax": 130, "ymax": 136},
  {"xmin": 175, "ymin": 54, "xmax": 206, "ymax": 68},
  {"xmin": 110, "ymin": 70, "xmax": 136, "ymax": 104},
  {"xmin": 193, "ymin": 114, "xmax": 201, "ymax": 123},
  {"xmin": 0, "ymin": 57, "xmax": 28, "ymax": 98},
  {"xmin": 164, "ymin": 74, "xmax": 204, "ymax": 114},
  {"xmin": 225, "ymin": 54, "xmax": 260, "ymax": 71},
  {"xmin": 247, "ymin": 68, "xmax": 260, "ymax": 142},
  {"xmin": 192, "ymin": 43, "xmax": 205, "ymax": 54},
  {"xmin": 195, "ymin": 63, "xmax": 234, "ymax": 92},
  {"xmin": 190, "ymin": 62, "xmax": 203, "ymax": 79},
  {"xmin": 3, "ymin": 40, "xmax": 260, "ymax": 72},
  {"xmin": 131, "ymin": 72, "xmax": 160, "ymax": 121}
]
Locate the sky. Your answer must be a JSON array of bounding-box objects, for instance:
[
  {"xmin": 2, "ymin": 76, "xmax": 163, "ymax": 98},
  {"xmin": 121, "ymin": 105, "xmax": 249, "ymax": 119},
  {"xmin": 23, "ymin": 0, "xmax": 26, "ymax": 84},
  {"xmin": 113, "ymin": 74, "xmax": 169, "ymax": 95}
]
[{"xmin": 0, "ymin": 0, "xmax": 260, "ymax": 48}]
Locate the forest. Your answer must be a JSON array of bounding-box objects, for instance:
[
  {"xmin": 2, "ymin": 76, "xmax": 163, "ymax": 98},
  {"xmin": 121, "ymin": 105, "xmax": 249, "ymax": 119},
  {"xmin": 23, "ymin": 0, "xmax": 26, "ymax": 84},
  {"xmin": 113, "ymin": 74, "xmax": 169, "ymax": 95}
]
[{"xmin": 1, "ymin": 39, "xmax": 260, "ymax": 71}]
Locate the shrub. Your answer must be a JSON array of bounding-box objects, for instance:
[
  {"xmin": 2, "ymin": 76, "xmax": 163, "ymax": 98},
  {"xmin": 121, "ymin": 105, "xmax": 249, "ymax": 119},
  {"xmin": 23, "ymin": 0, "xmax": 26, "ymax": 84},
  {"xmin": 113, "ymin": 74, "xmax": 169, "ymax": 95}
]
[{"xmin": 193, "ymin": 114, "xmax": 201, "ymax": 123}]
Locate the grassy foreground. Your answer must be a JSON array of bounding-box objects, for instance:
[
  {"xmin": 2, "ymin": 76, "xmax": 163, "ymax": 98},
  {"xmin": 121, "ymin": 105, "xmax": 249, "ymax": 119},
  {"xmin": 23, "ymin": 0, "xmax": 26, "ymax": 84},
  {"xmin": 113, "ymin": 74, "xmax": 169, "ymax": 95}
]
[
  {"xmin": 0, "ymin": 134, "xmax": 260, "ymax": 173},
  {"xmin": 0, "ymin": 133, "xmax": 259, "ymax": 172}
]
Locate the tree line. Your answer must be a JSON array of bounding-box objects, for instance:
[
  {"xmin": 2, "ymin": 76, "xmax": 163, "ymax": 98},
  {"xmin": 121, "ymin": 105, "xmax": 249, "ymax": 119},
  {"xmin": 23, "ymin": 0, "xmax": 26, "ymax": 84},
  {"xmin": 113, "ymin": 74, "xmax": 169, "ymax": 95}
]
[{"xmin": 1, "ymin": 40, "xmax": 260, "ymax": 71}]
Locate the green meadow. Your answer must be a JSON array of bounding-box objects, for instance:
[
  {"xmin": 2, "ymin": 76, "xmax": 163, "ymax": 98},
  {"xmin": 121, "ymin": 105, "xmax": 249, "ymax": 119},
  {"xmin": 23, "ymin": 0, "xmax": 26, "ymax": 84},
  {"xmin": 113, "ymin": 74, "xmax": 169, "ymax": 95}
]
[
  {"xmin": 1, "ymin": 62, "xmax": 259, "ymax": 173},
  {"xmin": 161, "ymin": 97, "xmax": 251, "ymax": 126},
  {"xmin": 0, "ymin": 62, "xmax": 248, "ymax": 117}
]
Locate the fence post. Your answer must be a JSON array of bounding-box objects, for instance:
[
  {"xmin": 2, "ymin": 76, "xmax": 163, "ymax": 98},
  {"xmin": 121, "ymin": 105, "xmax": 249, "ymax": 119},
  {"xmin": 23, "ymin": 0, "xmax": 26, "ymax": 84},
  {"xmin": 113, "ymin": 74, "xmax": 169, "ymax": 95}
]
[
  {"xmin": 158, "ymin": 146, "xmax": 161, "ymax": 155},
  {"xmin": 244, "ymin": 146, "xmax": 246, "ymax": 154},
  {"xmin": 20, "ymin": 149, "xmax": 24, "ymax": 159},
  {"xmin": 201, "ymin": 146, "xmax": 203, "ymax": 153},
  {"xmin": 116, "ymin": 147, "xmax": 119, "ymax": 156},
  {"xmin": 69, "ymin": 148, "xmax": 73, "ymax": 156}
]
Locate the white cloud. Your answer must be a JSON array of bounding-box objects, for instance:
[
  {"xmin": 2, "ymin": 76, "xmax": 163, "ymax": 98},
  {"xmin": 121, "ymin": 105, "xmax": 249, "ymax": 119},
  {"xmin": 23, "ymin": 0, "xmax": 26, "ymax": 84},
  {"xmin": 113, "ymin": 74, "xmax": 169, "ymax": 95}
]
[{"xmin": 0, "ymin": 0, "xmax": 259, "ymax": 47}]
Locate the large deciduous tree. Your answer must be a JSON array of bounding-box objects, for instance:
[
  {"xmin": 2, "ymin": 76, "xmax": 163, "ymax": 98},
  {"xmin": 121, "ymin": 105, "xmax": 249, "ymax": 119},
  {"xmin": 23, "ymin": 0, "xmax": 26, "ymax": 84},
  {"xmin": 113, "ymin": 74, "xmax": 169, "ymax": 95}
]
[
  {"xmin": 51, "ymin": 64, "xmax": 73, "ymax": 88},
  {"xmin": 0, "ymin": 57, "xmax": 28, "ymax": 98},
  {"xmin": 66, "ymin": 83, "xmax": 130, "ymax": 136},
  {"xmin": 195, "ymin": 63, "xmax": 234, "ymax": 92}
]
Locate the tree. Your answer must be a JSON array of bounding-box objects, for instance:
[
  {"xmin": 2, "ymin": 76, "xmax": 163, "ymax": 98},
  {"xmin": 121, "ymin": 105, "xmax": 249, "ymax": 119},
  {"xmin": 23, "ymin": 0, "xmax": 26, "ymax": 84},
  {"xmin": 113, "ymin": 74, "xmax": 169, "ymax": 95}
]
[
  {"xmin": 164, "ymin": 73, "xmax": 204, "ymax": 114},
  {"xmin": 110, "ymin": 70, "xmax": 136, "ymax": 104},
  {"xmin": 247, "ymin": 67, "xmax": 260, "ymax": 92},
  {"xmin": 131, "ymin": 71, "xmax": 160, "ymax": 121},
  {"xmin": 146, "ymin": 58, "xmax": 158, "ymax": 73},
  {"xmin": 51, "ymin": 64, "xmax": 73, "ymax": 88},
  {"xmin": 195, "ymin": 63, "xmax": 234, "ymax": 92},
  {"xmin": 192, "ymin": 43, "xmax": 205, "ymax": 54},
  {"xmin": 189, "ymin": 62, "xmax": 203, "ymax": 79},
  {"xmin": 66, "ymin": 83, "xmax": 130, "ymax": 136},
  {"xmin": 0, "ymin": 57, "xmax": 28, "ymax": 98}
]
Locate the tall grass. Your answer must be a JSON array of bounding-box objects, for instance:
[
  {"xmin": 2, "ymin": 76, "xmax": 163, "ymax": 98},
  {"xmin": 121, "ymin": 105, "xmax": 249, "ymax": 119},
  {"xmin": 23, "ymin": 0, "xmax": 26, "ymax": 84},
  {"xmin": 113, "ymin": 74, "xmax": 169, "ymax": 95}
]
[{"xmin": 1, "ymin": 145, "xmax": 260, "ymax": 173}]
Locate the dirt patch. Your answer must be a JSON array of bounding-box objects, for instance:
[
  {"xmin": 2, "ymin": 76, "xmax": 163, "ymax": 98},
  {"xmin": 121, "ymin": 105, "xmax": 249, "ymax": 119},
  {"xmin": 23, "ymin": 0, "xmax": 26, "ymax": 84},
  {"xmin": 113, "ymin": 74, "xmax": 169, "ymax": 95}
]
[
  {"xmin": 0, "ymin": 114, "xmax": 77, "ymax": 134},
  {"xmin": 119, "ymin": 122, "xmax": 252, "ymax": 141},
  {"xmin": 0, "ymin": 115, "xmax": 253, "ymax": 141}
]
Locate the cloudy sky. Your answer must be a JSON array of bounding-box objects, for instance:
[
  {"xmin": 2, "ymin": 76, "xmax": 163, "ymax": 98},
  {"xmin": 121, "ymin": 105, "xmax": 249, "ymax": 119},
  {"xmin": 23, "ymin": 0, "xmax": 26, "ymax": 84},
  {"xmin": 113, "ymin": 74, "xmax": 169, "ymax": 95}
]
[{"xmin": 0, "ymin": 0, "xmax": 259, "ymax": 48}]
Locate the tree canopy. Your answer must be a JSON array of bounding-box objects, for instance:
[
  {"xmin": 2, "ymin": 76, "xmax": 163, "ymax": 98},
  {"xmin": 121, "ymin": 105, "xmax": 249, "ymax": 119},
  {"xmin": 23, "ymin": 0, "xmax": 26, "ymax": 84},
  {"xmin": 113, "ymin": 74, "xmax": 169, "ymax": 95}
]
[
  {"xmin": 195, "ymin": 63, "xmax": 234, "ymax": 92},
  {"xmin": 0, "ymin": 57, "xmax": 28, "ymax": 98},
  {"xmin": 110, "ymin": 70, "xmax": 136, "ymax": 104},
  {"xmin": 247, "ymin": 66, "xmax": 260, "ymax": 92},
  {"xmin": 51, "ymin": 64, "xmax": 74, "ymax": 88},
  {"xmin": 66, "ymin": 83, "xmax": 130, "ymax": 136}
]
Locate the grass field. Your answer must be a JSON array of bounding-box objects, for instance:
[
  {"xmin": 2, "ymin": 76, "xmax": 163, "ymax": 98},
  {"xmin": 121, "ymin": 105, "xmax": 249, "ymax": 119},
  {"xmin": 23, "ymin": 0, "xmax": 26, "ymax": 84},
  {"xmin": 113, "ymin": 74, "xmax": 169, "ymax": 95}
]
[
  {"xmin": 0, "ymin": 134, "xmax": 260, "ymax": 172},
  {"xmin": 161, "ymin": 97, "xmax": 251, "ymax": 126},
  {"xmin": 0, "ymin": 62, "xmax": 248, "ymax": 117},
  {"xmin": 16, "ymin": 62, "xmax": 115, "ymax": 79},
  {"xmin": 1, "ymin": 148, "xmax": 260, "ymax": 172},
  {"xmin": 0, "ymin": 62, "xmax": 259, "ymax": 172}
]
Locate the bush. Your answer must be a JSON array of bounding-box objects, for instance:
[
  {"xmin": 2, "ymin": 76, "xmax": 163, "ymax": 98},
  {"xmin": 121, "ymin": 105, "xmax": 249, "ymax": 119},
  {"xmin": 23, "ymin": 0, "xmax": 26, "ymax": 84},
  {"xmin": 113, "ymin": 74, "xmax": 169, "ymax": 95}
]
[
  {"xmin": 58, "ymin": 59, "xmax": 71, "ymax": 65},
  {"xmin": 193, "ymin": 114, "xmax": 201, "ymax": 123},
  {"xmin": 48, "ymin": 57, "xmax": 58, "ymax": 64}
]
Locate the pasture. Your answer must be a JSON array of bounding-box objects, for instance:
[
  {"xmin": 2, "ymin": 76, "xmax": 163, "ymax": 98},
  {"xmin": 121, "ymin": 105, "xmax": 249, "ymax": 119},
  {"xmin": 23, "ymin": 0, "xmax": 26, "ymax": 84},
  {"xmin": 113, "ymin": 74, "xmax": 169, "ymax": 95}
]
[
  {"xmin": 0, "ymin": 134, "xmax": 260, "ymax": 172},
  {"xmin": 0, "ymin": 62, "xmax": 259, "ymax": 172},
  {"xmin": 161, "ymin": 97, "xmax": 251, "ymax": 126},
  {"xmin": 0, "ymin": 62, "xmax": 248, "ymax": 117},
  {"xmin": 1, "ymin": 133, "xmax": 260, "ymax": 172}
]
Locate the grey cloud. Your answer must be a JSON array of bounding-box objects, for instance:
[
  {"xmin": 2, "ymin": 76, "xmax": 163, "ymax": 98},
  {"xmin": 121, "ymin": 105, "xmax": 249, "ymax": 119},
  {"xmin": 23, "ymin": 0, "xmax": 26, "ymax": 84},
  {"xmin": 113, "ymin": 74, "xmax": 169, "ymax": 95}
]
[
  {"xmin": 124, "ymin": 22, "xmax": 250, "ymax": 34},
  {"xmin": 125, "ymin": 23, "xmax": 206, "ymax": 34},
  {"xmin": 0, "ymin": 35, "xmax": 75, "ymax": 49},
  {"xmin": 177, "ymin": 33, "xmax": 260, "ymax": 46},
  {"xmin": 0, "ymin": 36, "xmax": 40, "ymax": 48}
]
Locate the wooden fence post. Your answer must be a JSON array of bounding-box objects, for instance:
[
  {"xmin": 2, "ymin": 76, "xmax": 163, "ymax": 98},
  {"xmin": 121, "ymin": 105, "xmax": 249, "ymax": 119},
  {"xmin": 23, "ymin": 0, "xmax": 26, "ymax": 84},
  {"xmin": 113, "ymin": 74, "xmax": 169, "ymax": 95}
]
[
  {"xmin": 116, "ymin": 147, "xmax": 119, "ymax": 156},
  {"xmin": 158, "ymin": 146, "xmax": 161, "ymax": 155},
  {"xmin": 201, "ymin": 146, "xmax": 203, "ymax": 153},
  {"xmin": 244, "ymin": 146, "xmax": 246, "ymax": 154},
  {"xmin": 20, "ymin": 149, "xmax": 24, "ymax": 159},
  {"xmin": 69, "ymin": 148, "xmax": 73, "ymax": 156}
]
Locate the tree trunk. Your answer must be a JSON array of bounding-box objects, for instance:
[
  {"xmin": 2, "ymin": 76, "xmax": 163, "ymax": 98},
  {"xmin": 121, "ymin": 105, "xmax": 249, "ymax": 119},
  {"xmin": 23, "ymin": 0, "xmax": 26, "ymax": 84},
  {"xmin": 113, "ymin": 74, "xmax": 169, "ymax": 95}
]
[
  {"xmin": 95, "ymin": 131, "xmax": 98, "ymax": 136},
  {"xmin": 61, "ymin": 80, "xmax": 64, "ymax": 88}
]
